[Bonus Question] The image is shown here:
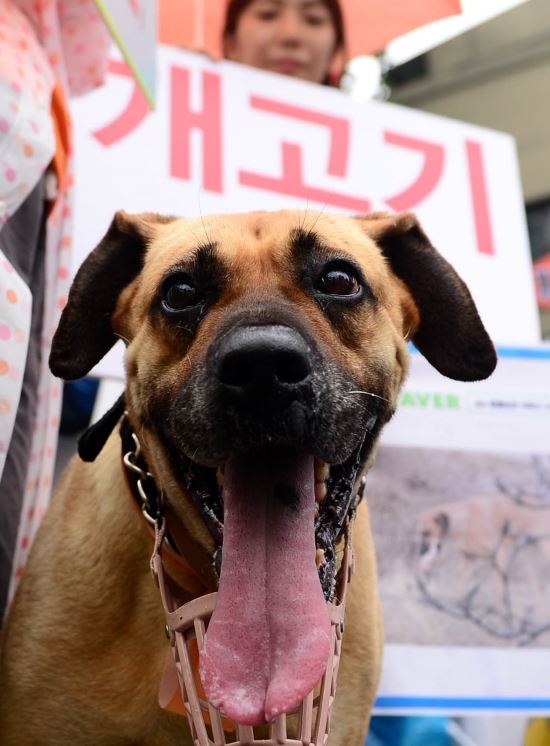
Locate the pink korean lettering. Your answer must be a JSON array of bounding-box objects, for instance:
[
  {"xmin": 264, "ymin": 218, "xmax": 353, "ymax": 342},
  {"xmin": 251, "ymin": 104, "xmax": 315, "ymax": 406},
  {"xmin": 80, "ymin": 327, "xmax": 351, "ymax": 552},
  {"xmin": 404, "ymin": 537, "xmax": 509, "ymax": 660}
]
[
  {"xmin": 239, "ymin": 96, "xmax": 371, "ymax": 212},
  {"xmin": 383, "ymin": 131, "xmax": 445, "ymax": 212},
  {"xmin": 465, "ymin": 140, "xmax": 495, "ymax": 255},
  {"xmin": 383, "ymin": 130, "xmax": 494, "ymax": 255},
  {"xmin": 93, "ymin": 60, "xmax": 150, "ymax": 146},
  {"xmin": 89, "ymin": 59, "xmax": 495, "ymax": 256},
  {"xmin": 170, "ymin": 67, "xmax": 223, "ymax": 193}
]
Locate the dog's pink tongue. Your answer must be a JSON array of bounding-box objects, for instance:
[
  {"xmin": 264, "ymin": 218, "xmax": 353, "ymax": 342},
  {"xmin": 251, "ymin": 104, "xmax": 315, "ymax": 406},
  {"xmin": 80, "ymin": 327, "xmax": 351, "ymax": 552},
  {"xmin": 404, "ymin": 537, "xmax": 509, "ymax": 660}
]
[{"xmin": 200, "ymin": 452, "xmax": 330, "ymax": 726}]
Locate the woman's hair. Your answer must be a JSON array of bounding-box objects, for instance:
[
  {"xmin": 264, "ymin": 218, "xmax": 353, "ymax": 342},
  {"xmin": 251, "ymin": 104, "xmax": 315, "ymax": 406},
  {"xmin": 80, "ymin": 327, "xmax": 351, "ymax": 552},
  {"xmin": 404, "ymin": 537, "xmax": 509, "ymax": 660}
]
[{"xmin": 222, "ymin": 0, "xmax": 346, "ymax": 56}]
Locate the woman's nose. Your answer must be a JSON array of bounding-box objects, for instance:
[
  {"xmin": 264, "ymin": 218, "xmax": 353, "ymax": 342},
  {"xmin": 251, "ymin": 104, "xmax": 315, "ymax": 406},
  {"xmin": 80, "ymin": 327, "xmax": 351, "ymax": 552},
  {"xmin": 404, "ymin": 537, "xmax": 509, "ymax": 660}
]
[{"xmin": 275, "ymin": 9, "xmax": 303, "ymax": 43}]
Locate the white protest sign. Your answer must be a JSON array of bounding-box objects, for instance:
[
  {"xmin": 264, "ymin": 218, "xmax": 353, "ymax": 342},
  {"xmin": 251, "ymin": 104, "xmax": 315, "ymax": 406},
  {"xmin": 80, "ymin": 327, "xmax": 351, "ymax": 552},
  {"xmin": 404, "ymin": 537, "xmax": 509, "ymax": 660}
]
[
  {"xmin": 371, "ymin": 345, "xmax": 550, "ymax": 714},
  {"xmin": 70, "ymin": 46, "xmax": 540, "ymax": 383}
]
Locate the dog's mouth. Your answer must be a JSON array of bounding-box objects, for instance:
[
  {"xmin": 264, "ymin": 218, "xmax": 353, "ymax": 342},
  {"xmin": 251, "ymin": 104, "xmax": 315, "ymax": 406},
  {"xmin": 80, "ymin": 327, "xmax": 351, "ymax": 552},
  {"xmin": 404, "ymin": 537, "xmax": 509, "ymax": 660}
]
[
  {"xmin": 178, "ymin": 431, "xmax": 374, "ymax": 602},
  {"xmin": 177, "ymin": 433, "xmax": 375, "ymax": 725}
]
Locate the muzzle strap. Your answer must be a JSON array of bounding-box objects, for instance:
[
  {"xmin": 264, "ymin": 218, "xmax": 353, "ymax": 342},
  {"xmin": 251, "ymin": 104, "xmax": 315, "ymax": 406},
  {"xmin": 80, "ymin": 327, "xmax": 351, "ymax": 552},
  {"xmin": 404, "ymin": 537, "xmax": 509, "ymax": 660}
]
[
  {"xmin": 77, "ymin": 393, "xmax": 125, "ymax": 462},
  {"xmin": 150, "ymin": 515, "xmax": 354, "ymax": 745}
]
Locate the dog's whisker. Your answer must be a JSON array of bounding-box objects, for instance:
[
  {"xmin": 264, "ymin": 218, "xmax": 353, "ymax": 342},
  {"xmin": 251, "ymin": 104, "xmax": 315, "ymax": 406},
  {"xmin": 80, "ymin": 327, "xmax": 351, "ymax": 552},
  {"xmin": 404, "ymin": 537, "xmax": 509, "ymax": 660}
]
[
  {"xmin": 307, "ymin": 203, "xmax": 328, "ymax": 234},
  {"xmin": 299, "ymin": 201, "xmax": 310, "ymax": 232},
  {"xmin": 346, "ymin": 390, "xmax": 390, "ymax": 403},
  {"xmin": 197, "ymin": 191, "xmax": 212, "ymax": 246},
  {"xmin": 114, "ymin": 332, "xmax": 130, "ymax": 344}
]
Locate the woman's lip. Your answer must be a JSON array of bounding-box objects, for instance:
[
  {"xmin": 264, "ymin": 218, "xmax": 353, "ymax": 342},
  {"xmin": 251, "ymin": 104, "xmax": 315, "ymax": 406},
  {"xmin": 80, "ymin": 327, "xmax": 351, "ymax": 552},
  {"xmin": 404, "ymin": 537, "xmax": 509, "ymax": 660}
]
[{"xmin": 273, "ymin": 58, "xmax": 303, "ymax": 73}]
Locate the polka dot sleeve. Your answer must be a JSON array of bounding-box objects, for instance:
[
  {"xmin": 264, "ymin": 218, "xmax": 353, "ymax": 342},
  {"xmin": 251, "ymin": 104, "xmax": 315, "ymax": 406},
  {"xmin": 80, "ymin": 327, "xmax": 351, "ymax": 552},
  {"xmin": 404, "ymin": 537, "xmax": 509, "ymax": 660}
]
[
  {"xmin": 57, "ymin": 0, "xmax": 111, "ymax": 97},
  {"xmin": 0, "ymin": 0, "xmax": 56, "ymax": 223}
]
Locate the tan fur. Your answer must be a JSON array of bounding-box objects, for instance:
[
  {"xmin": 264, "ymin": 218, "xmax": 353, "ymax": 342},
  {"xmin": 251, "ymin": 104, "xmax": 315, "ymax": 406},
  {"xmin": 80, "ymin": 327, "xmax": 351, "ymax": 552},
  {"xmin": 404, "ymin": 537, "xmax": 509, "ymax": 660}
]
[{"xmin": 0, "ymin": 209, "xmax": 495, "ymax": 744}]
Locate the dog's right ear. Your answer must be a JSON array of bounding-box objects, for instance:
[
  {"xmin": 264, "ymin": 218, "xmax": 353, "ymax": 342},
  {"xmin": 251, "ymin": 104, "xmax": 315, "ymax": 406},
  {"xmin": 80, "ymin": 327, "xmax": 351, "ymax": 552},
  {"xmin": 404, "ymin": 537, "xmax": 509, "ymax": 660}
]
[
  {"xmin": 356, "ymin": 212, "xmax": 497, "ymax": 382},
  {"xmin": 50, "ymin": 210, "xmax": 176, "ymax": 380}
]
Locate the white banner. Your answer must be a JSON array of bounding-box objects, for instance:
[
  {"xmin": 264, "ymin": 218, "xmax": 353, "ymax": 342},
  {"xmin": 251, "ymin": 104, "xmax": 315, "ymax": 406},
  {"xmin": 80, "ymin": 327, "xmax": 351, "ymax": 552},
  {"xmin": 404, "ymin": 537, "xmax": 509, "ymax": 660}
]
[{"xmin": 371, "ymin": 345, "xmax": 550, "ymax": 714}]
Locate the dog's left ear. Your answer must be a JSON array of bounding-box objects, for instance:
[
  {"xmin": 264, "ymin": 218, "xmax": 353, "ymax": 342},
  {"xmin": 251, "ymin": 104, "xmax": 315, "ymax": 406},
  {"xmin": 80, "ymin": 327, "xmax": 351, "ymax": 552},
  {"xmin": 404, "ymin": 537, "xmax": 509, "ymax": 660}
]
[
  {"xmin": 357, "ymin": 212, "xmax": 497, "ymax": 382},
  {"xmin": 50, "ymin": 210, "xmax": 176, "ymax": 380}
]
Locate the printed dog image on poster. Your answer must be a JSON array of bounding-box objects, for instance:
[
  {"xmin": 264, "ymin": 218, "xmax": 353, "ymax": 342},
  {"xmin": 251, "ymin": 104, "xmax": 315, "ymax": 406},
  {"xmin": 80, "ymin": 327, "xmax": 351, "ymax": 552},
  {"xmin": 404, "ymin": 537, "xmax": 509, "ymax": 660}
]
[
  {"xmin": 369, "ymin": 448, "xmax": 550, "ymax": 647},
  {"xmin": 371, "ymin": 349, "xmax": 550, "ymax": 713}
]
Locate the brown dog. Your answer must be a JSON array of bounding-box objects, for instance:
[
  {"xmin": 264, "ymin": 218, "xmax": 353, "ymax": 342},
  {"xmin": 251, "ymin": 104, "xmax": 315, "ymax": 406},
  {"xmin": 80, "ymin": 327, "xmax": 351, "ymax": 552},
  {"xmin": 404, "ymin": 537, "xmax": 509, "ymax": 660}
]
[{"xmin": 0, "ymin": 210, "xmax": 496, "ymax": 745}]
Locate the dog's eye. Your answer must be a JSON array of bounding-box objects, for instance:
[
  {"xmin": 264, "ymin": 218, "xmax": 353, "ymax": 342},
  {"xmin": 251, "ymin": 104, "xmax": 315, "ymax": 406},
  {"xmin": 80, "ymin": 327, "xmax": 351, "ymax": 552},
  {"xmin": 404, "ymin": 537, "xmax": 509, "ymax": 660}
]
[
  {"xmin": 162, "ymin": 278, "xmax": 200, "ymax": 312},
  {"xmin": 315, "ymin": 264, "xmax": 361, "ymax": 297}
]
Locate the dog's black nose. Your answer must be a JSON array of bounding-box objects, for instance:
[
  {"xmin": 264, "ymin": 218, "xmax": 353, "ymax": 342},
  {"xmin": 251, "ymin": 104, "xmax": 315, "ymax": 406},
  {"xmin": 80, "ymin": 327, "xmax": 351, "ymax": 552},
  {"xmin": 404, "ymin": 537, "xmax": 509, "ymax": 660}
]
[{"xmin": 217, "ymin": 325, "xmax": 312, "ymax": 396}]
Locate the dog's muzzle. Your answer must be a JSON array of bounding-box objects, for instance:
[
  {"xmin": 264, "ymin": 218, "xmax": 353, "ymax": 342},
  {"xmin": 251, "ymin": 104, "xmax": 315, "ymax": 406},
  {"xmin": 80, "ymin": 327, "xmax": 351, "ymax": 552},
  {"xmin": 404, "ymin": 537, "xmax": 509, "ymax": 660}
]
[
  {"xmin": 151, "ymin": 513, "xmax": 355, "ymax": 746},
  {"xmin": 119, "ymin": 419, "xmax": 362, "ymax": 741},
  {"xmin": 171, "ymin": 321, "xmax": 376, "ymax": 468}
]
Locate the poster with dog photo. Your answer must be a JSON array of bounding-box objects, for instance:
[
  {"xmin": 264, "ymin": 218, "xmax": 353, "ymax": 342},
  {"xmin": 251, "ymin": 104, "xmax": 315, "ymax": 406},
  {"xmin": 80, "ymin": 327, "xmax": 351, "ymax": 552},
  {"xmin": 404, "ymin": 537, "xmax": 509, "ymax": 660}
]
[{"xmin": 369, "ymin": 346, "xmax": 550, "ymax": 714}]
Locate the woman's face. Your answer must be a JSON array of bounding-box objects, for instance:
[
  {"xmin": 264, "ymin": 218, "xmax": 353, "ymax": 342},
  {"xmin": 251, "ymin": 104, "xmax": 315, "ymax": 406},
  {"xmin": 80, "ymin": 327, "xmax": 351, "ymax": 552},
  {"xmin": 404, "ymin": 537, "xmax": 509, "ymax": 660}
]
[{"xmin": 225, "ymin": 0, "xmax": 339, "ymax": 84}]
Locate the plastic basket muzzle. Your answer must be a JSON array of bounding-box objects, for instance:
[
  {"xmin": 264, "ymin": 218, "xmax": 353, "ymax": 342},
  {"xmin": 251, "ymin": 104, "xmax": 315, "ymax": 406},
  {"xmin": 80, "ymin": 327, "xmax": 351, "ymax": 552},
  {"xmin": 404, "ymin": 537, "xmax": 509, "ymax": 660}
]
[{"xmin": 151, "ymin": 520, "xmax": 354, "ymax": 746}]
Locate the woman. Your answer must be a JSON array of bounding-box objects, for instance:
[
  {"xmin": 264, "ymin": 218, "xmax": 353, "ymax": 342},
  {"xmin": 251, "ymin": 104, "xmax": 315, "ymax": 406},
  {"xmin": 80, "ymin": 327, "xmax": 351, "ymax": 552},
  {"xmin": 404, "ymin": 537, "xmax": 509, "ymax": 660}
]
[{"xmin": 222, "ymin": 0, "xmax": 346, "ymax": 85}]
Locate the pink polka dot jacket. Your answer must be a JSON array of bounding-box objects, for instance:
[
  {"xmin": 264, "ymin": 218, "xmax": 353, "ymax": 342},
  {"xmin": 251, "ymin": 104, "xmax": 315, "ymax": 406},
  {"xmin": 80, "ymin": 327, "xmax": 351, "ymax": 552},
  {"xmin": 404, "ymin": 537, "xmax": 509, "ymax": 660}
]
[
  {"xmin": 0, "ymin": 0, "xmax": 110, "ymax": 609},
  {"xmin": 0, "ymin": 0, "xmax": 110, "ymax": 224}
]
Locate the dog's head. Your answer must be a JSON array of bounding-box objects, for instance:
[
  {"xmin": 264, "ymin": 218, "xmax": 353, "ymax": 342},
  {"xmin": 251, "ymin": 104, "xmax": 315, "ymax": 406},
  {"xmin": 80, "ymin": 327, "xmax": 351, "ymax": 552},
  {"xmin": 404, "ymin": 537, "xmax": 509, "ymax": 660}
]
[{"xmin": 50, "ymin": 209, "xmax": 496, "ymax": 724}]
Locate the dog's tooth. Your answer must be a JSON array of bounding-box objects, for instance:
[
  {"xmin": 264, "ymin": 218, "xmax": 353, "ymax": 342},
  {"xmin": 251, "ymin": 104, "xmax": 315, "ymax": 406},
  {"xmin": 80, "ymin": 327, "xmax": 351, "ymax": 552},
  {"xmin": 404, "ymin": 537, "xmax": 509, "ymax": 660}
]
[
  {"xmin": 216, "ymin": 467, "xmax": 224, "ymax": 488},
  {"xmin": 314, "ymin": 459, "xmax": 330, "ymax": 483},
  {"xmin": 315, "ymin": 482, "xmax": 327, "ymax": 502},
  {"xmin": 315, "ymin": 548, "xmax": 325, "ymax": 567}
]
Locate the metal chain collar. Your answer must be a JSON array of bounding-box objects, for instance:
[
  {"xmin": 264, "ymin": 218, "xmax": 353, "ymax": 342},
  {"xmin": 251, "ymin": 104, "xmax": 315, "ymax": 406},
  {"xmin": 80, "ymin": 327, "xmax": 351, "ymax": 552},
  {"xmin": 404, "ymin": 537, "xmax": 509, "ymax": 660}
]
[{"xmin": 122, "ymin": 427, "xmax": 162, "ymax": 526}]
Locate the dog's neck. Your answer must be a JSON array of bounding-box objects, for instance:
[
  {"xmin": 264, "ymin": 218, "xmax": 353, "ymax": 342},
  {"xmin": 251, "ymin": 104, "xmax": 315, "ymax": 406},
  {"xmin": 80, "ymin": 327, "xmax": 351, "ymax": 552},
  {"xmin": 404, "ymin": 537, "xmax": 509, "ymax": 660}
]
[
  {"xmin": 78, "ymin": 397, "xmax": 217, "ymax": 598},
  {"xmin": 120, "ymin": 415, "xmax": 218, "ymax": 597}
]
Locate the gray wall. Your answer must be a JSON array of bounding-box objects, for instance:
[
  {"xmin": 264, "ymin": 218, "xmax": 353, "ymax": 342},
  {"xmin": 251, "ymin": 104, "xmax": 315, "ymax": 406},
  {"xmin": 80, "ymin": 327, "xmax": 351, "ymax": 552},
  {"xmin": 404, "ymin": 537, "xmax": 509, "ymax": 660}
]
[{"xmin": 391, "ymin": 0, "xmax": 550, "ymax": 202}]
